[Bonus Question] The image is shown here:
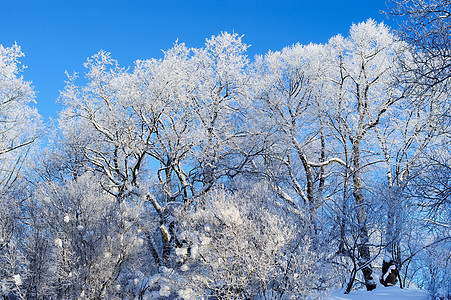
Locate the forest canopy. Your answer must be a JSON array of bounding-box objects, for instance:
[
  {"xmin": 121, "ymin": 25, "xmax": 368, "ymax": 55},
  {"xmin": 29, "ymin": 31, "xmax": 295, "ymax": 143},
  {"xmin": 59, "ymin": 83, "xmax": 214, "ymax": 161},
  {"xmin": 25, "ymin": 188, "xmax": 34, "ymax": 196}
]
[{"xmin": 0, "ymin": 10, "xmax": 450, "ymax": 300}]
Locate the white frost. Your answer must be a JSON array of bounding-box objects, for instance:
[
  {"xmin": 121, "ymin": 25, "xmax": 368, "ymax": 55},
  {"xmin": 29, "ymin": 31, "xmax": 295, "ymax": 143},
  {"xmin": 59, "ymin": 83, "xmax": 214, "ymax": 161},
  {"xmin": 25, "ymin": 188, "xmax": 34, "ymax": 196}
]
[
  {"xmin": 190, "ymin": 242, "xmax": 199, "ymax": 258},
  {"xmin": 13, "ymin": 274, "xmax": 22, "ymax": 286},
  {"xmin": 0, "ymin": 279, "xmax": 7, "ymax": 293},
  {"xmin": 201, "ymin": 235, "xmax": 212, "ymax": 245},
  {"xmin": 159, "ymin": 285, "xmax": 171, "ymax": 297},
  {"xmin": 180, "ymin": 264, "xmax": 190, "ymax": 271},
  {"xmin": 221, "ymin": 206, "xmax": 242, "ymax": 225},
  {"xmin": 179, "ymin": 288, "xmax": 195, "ymax": 299},
  {"xmin": 55, "ymin": 238, "xmax": 63, "ymax": 248},
  {"xmin": 175, "ymin": 247, "xmax": 188, "ymax": 256},
  {"xmin": 135, "ymin": 238, "xmax": 144, "ymax": 247}
]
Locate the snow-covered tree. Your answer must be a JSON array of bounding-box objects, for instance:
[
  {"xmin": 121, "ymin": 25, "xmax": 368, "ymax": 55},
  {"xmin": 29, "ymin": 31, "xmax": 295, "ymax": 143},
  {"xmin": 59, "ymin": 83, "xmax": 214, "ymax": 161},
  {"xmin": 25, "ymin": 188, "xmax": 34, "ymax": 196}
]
[
  {"xmin": 388, "ymin": 0, "xmax": 451, "ymax": 91},
  {"xmin": 252, "ymin": 41, "xmax": 341, "ymax": 227},
  {"xmin": 0, "ymin": 43, "xmax": 41, "ymax": 299},
  {"xmin": 56, "ymin": 33, "xmax": 254, "ymax": 295},
  {"xmin": 319, "ymin": 20, "xmax": 419, "ymax": 292},
  {"xmin": 249, "ymin": 20, "xmax": 426, "ymax": 292},
  {"xmin": 148, "ymin": 184, "xmax": 321, "ymax": 299},
  {"xmin": 2, "ymin": 21, "xmax": 448, "ymax": 298}
]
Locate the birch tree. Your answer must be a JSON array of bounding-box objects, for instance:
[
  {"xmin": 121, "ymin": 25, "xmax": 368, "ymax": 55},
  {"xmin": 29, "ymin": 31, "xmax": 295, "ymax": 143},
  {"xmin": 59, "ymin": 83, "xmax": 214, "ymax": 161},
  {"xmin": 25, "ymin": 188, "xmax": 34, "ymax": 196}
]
[
  {"xmin": 389, "ymin": 0, "xmax": 451, "ymax": 91},
  {"xmin": 252, "ymin": 42, "xmax": 345, "ymax": 229},
  {"xmin": 323, "ymin": 20, "xmax": 414, "ymax": 291},
  {"xmin": 0, "ymin": 43, "xmax": 41, "ymax": 299},
  {"xmin": 58, "ymin": 33, "xmax": 252, "ymax": 284}
]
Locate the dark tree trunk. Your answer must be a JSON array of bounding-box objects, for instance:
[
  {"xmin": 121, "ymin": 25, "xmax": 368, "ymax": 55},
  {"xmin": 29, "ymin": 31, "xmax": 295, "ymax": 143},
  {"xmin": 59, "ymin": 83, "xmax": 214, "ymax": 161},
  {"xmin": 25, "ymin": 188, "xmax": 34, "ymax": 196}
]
[{"xmin": 352, "ymin": 141, "xmax": 376, "ymax": 291}]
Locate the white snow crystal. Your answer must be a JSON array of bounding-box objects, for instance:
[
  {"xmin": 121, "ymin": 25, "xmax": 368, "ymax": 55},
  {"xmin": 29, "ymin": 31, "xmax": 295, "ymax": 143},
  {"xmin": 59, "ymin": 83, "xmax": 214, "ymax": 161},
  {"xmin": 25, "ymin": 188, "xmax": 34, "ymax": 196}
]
[
  {"xmin": 175, "ymin": 247, "xmax": 188, "ymax": 256},
  {"xmin": 64, "ymin": 215, "xmax": 70, "ymax": 223},
  {"xmin": 191, "ymin": 243, "xmax": 199, "ymax": 258},
  {"xmin": 1, "ymin": 279, "xmax": 8, "ymax": 293},
  {"xmin": 159, "ymin": 266, "xmax": 174, "ymax": 276},
  {"xmin": 55, "ymin": 238, "xmax": 63, "ymax": 248},
  {"xmin": 274, "ymin": 234, "xmax": 285, "ymax": 245},
  {"xmin": 77, "ymin": 225, "xmax": 84, "ymax": 231},
  {"xmin": 179, "ymin": 288, "xmax": 195, "ymax": 299},
  {"xmin": 222, "ymin": 206, "xmax": 242, "ymax": 225},
  {"xmin": 201, "ymin": 235, "xmax": 212, "ymax": 245},
  {"xmin": 180, "ymin": 264, "xmax": 190, "ymax": 271},
  {"xmin": 159, "ymin": 285, "xmax": 171, "ymax": 297},
  {"xmin": 135, "ymin": 238, "xmax": 144, "ymax": 247},
  {"xmin": 13, "ymin": 274, "xmax": 22, "ymax": 286}
]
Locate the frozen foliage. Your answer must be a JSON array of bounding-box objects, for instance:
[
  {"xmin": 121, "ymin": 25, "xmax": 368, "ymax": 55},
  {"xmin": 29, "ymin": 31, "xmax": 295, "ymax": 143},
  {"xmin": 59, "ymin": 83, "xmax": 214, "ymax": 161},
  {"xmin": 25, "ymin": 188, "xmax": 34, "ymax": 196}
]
[
  {"xmin": 167, "ymin": 185, "xmax": 322, "ymax": 299},
  {"xmin": 31, "ymin": 172, "xmax": 152, "ymax": 299},
  {"xmin": 1, "ymin": 16, "xmax": 450, "ymax": 299},
  {"xmin": 389, "ymin": 0, "xmax": 451, "ymax": 92},
  {"xmin": 0, "ymin": 43, "xmax": 41, "ymax": 250},
  {"xmin": 13, "ymin": 275, "xmax": 22, "ymax": 287},
  {"xmin": 0, "ymin": 43, "xmax": 41, "ymax": 300}
]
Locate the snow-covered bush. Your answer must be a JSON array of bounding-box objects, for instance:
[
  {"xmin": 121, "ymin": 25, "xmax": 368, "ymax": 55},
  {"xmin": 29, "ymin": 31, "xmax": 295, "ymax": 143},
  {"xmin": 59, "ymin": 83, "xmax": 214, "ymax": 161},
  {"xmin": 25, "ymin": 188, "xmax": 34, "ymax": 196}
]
[
  {"xmin": 147, "ymin": 185, "xmax": 322, "ymax": 299},
  {"xmin": 34, "ymin": 172, "xmax": 151, "ymax": 299}
]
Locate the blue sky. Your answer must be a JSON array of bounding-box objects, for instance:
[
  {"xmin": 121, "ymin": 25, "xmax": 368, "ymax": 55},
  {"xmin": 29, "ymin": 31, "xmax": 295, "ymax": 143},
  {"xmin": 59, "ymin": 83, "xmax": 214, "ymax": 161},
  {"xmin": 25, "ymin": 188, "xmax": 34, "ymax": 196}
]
[{"xmin": 0, "ymin": 0, "xmax": 393, "ymax": 120}]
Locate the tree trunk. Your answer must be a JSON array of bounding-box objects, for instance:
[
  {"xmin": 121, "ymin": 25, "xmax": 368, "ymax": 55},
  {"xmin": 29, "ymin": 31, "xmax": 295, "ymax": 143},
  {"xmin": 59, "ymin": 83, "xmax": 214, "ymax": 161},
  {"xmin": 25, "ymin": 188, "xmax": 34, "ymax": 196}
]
[
  {"xmin": 382, "ymin": 185, "xmax": 401, "ymax": 286},
  {"xmin": 352, "ymin": 141, "xmax": 376, "ymax": 291}
]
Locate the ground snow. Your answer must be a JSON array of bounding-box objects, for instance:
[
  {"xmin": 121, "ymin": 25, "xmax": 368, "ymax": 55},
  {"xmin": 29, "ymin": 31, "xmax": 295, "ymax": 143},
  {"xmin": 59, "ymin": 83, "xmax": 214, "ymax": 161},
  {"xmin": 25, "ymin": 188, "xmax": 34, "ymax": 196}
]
[{"xmin": 329, "ymin": 286, "xmax": 428, "ymax": 300}]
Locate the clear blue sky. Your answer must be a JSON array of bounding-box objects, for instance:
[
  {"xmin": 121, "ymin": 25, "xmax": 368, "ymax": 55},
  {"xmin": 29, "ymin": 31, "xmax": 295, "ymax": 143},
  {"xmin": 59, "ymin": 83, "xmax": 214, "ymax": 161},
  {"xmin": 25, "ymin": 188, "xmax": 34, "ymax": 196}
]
[{"xmin": 0, "ymin": 0, "xmax": 393, "ymax": 120}]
